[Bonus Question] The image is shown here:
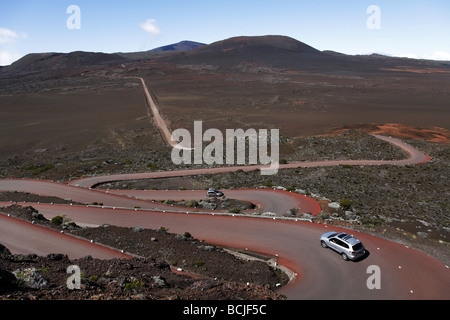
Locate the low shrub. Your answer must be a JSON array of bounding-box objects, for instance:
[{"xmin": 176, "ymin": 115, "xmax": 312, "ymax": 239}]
[
  {"xmin": 186, "ymin": 200, "xmax": 198, "ymax": 208},
  {"xmin": 147, "ymin": 162, "xmax": 158, "ymax": 170},
  {"xmin": 51, "ymin": 215, "xmax": 64, "ymax": 225},
  {"xmin": 227, "ymin": 207, "xmax": 241, "ymax": 214},
  {"xmin": 340, "ymin": 199, "xmax": 353, "ymax": 211},
  {"xmin": 125, "ymin": 278, "xmax": 143, "ymax": 291},
  {"xmin": 193, "ymin": 260, "xmax": 204, "ymax": 267},
  {"xmin": 360, "ymin": 217, "xmax": 383, "ymax": 228}
]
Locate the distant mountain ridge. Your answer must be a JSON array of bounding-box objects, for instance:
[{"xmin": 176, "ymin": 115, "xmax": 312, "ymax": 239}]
[
  {"xmin": 114, "ymin": 40, "xmax": 206, "ymax": 60},
  {"xmin": 149, "ymin": 40, "xmax": 206, "ymax": 52},
  {"xmin": 199, "ymin": 35, "xmax": 321, "ymax": 54},
  {"xmin": 155, "ymin": 35, "xmax": 342, "ymax": 70},
  {"xmin": 157, "ymin": 35, "xmax": 450, "ymax": 72},
  {"xmin": 1, "ymin": 35, "xmax": 449, "ymax": 76}
]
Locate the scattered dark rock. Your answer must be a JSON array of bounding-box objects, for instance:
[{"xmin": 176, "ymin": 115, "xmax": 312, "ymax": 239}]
[
  {"xmin": 12, "ymin": 267, "xmax": 49, "ymax": 290},
  {"xmin": 0, "ymin": 269, "xmax": 17, "ymax": 293},
  {"xmin": 0, "ymin": 243, "xmax": 285, "ymax": 300},
  {"xmin": 0, "ymin": 243, "xmax": 12, "ymax": 261}
]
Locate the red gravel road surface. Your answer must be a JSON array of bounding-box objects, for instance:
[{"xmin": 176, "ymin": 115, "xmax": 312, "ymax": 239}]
[
  {"xmin": 0, "ymin": 213, "xmax": 131, "ymax": 260},
  {"xmin": 1, "ymin": 134, "xmax": 448, "ymax": 300},
  {"xmin": 0, "ymin": 180, "xmax": 321, "ymax": 216},
  {"xmin": 1, "ymin": 203, "xmax": 448, "ymax": 300}
]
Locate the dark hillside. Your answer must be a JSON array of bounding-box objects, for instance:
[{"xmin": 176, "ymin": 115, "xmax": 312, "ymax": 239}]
[
  {"xmin": 150, "ymin": 40, "xmax": 206, "ymax": 52},
  {"xmin": 0, "ymin": 51, "xmax": 125, "ymax": 76},
  {"xmin": 157, "ymin": 35, "xmax": 450, "ymax": 73}
]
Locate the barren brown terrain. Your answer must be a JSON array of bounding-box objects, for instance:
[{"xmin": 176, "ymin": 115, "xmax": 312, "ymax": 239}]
[
  {"xmin": 145, "ymin": 67, "xmax": 450, "ymax": 139},
  {"xmin": 333, "ymin": 123, "xmax": 450, "ymax": 144},
  {"xmin": 1, "ymin": 36, "xmax": 449, "ymax": 159},
  {"xmin": 0, "ymin": 87, "xmax": 148, "ymax": 157}
]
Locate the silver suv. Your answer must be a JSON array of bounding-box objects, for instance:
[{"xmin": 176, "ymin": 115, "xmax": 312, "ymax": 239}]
[
  {"xmin": 206, "ymin": 188, "xmax": 224, "ymax": 198},
  {"xmin": 320, "ymin": 232, "xmax": 366, "ymax": 261}
]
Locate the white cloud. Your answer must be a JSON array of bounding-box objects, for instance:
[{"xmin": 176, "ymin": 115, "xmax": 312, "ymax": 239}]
[
  {"xmin": 398, "ymin": 51, "xmax": 450, "ymax": 61},
  {"xmin": 424, "ymin": 51, "xmax": 450, "ymax": 61},
  {"xmin": 399, "ymin": 53, "xmax": 419, "ymax": 59},
  {"xmin": 139, "ymin": 19, "xmax": 161, "ymax": 36},
  {"xmin": 0, "ymin": 28, "xmax": 27, "ymax": 65},
  {"xmin": 0, "ymin": 50, "xmax": 22, "ymax": 66},
  {"xmin": 0, "ymin": 28, "xmax": 19, "ymax": 44}
]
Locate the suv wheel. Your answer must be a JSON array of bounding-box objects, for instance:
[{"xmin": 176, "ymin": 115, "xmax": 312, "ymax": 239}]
[
  {"xmin": 320, "ymin": 241, "xmax": 328, "ymax": 248},
  {"xmin": 341, "ymin": 253, "xmax": 349, "ymax": 261}
]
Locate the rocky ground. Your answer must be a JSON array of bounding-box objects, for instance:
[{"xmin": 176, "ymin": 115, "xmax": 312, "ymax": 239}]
[
  {"xmin": 79, "ymin": 130, "xmax": 449, "ymax": 242},
  {"xmin": 0, "ymin": 205, "xmax": 287, "ymax": 300},
  {"xmin": 1, "ymin": 129, "xmax": 448, "ymax": 299},
  {"xmin": 86, "ymin": 131, "xmax": 449, "ymax": 266},
  {"xmin": 0, "ymin": 247, "xmax": 284, "ymax": 300},
  {"xmin": 0, "ymin": 129, "xmax": 416, "ymax": 183}
]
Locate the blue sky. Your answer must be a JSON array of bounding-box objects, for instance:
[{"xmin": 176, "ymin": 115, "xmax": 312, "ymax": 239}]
[{"xmin": 1, "ymin": 0, "xmax": 449, "ymax": 65}]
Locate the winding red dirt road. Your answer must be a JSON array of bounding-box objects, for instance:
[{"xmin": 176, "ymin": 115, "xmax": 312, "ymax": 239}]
[
  {"xmin": 0, "ymin": 134, "xmax": 448, "ymax": 299},
  {"xmin": 0, "ymin": 78, "xmax": 447, "ymax": 299},
  {"xmin": 0, "ymin": 213, "xmax": 131, "ymax": 260}
]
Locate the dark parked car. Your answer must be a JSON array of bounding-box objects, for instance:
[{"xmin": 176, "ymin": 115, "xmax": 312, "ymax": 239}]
[{"xmin": 206, "ymin": 188, "xmax": 224, "ymax": 198}]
